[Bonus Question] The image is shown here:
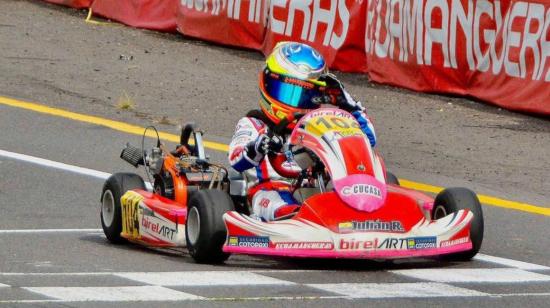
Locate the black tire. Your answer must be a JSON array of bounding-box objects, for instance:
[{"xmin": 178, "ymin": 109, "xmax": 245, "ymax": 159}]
[
  {"xmin": 153, "ymin": 174, "xmax": 174, "ymax": 200},
  {"xmin": 432, "ymin": 187, "xmax": 484, "ymax": 260},
  {"xmin": 386, "ymin": 171, "xmax": 400, "ymax": 185},
  {"xmin": 186, "ymin": 189, "xmax": 234, "ymax": 264},
  {"xmin": 100, "ymin": 173, "xmax": 146, "ymax": 244}
]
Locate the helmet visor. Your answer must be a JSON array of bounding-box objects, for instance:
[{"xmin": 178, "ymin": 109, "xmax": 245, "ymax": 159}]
[{"xmin": 264, "ymin": 71, "xmax": 321, "ymax": 109}]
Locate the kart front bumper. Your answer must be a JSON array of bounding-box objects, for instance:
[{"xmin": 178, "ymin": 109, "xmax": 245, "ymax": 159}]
[{"xmin": 222, "ymin": 210, "xmax": 473, "ymax": 259}]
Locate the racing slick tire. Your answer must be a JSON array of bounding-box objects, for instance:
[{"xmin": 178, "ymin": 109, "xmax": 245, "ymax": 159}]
[
  {"xmin": 186, "ymin": 189, "xmax": 235, "ymax": 264},
  {"xmin": 386, "ymin": 171, "xmax": 400, "ymax": 185},
  {"xmin": 433, "ymin": 187, "xmax": 484, "ymax": 261},
  {"xmin": 101, "ymin": 173, "xmax": 146, "ymax": 244}
]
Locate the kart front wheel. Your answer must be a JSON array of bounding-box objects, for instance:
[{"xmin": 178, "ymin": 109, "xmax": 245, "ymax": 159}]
[
  {"xmin": 100, "ymin": 173, "xmax": 146, "ymax": 244},
  {"xmin": 186, "ymin": 189, "xmax": 234, "ymax": 264},
  {"xmin": 433, "ymin": 187, "xmax": 484, "ymax": 260}
]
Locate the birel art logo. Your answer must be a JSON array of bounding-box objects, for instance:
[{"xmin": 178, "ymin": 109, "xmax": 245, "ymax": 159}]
[
  {"xmin": 338, "ymin": 220, "xmax": 405, "ymax": 233},
  {"xmin": 341, "ymin": 184, "xmax": 381, "ymax": 198},
  {"xmin": 228, "ymin": 236, "xmax": 269, "ymax": 248},
  {"xmin": 141, "ymin": 217, "xmax": 177, "ymax": 240},
  {"xmin": 274, "ymin": 242, "xmax": 334, "ymax": 250},
  {"xmin": 339, "ymin": 236, "xmax": 437, "ymax": 250}
]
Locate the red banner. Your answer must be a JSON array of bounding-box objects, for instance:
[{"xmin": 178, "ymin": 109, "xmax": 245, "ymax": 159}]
[
  {"xmin": 41, "ymin": 0, "xmax": 550, "ymax": 114},
  {"xmin": 177, "ymin": 0, "xmax": 369, "ymax": 72},
  {"xmin": 365, "ymin": 0, "xmax": 550, "ymax": 114},
  {"xmin": 91, "ymin": 0, "xmax": 178, "ymax": 32},
  {"xmin": 45, "ymin": 0, "xmax": 93, "ymax": 8},
  {"xmin": 176, "ymin": 0, "xmax": 549, "ymax": 114}
]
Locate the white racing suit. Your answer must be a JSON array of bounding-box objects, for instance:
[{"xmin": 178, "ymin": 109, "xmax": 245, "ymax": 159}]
[{"xmin": 228, "ymin": 107, "xmax": 376, "ymax": 221}]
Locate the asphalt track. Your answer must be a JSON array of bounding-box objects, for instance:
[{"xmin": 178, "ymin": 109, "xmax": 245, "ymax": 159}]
[
  {"xmin": 0, "ymin": 1, "xmax": 549, "ymax": 307},
  {"xmin": 1, "ymin": 98, "xmax": 550, "ymax": 307}
]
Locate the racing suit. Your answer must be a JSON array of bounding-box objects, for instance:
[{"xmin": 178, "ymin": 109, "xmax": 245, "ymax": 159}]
[{"xmin": 228, "ymin": 89, "xmax": 376, "ymax": 221}]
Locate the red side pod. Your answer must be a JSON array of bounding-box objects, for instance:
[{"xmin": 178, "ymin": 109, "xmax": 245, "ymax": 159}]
[{"xmin": 138, "ymin": 190, "xmax": 187, "ymax": 226}]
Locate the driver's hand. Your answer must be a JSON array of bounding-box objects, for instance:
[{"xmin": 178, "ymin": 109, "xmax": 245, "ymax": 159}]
[
  {"xmin": 320, "ymin": 73, "xmax": 362, "ymax": 110},
  {"xmin": 320, "ymin": 73, "xmax": 344, "ymax": 91},
  {"xmin": 246, "ymin": 135, "xmax": 284, "ymax": 160},
  {"xmin": 268, "ymin": 135, "xmax": 284, "ymax": 153}
]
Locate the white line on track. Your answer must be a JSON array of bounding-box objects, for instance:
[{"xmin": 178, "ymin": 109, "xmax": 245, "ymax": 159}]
[
  {"xmin": 390, "ymin": 268, "xmax": 550, "ymax": 283},
  {"xmin": 0, "ymin": 229, "xmax": 102, "ymax": 234},
  {"xmin": 308, "ymin": 282, "xmax": 488, "ymax": 298},
  {"xmin": 0, "ymin": 296, "xmax": 345, "ymax": 304},
  {"xmin": 24, "ymin": 286, "xmax": 204, "ymax": 301},
  {"xmin": 0, "ymin": 148, "xmax": 153, "ymax": 189},
  {"xmin": 0, "ymin": 270, "xmax": 329, "ymax": 276},
  {"xmin": 115, "ymin": 271, "xmax": 295, "ymax": 286},
  {"xmin": 474, "ymin": 253, "xmax": 550, "ymax": 270},
  {"xmin": 1, "ymin": 292, "xmax": 550, "ymax": 304},
  {"xmin": 0, "ymin": 149, "xmax": 110, "ymax": 179}
]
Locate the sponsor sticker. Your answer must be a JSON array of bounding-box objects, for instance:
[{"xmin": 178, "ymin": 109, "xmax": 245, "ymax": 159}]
[
  {"xmin": 407, "ymin": 237, "xmax": 437, "ymax": 250},
  {"xmin": 228, "ymin": 236, "xmax": 238, "ymax": 246},
  {"xmin": 274, "ymin": 242, "xmax": 334, "ymax": 250},
  {"xmin": 341, "ymin": 184, "xmax": 382, "ymax": 198},
  {"xmin": 338, "ymin": 222, "xmax": 354, "ymax": 233},
  {"xmin": 338, "ymin": 220, "xmax": 405, "ymax": 233},
  {"xmin": 440, "ymin": 236, "xmax": 469, "ymax": 248},
  {"xmin": 120, "ymin": 191, "xmax": 144, "ymax": 239},
  {"xmin": 228, "ymin": 236, "xmax": 269, "ymax": 248}
]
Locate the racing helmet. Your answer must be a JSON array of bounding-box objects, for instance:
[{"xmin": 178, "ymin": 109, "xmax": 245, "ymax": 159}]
[{"xmin": 259, "ymin": 42, "xmax": 328, "ymax": 128}]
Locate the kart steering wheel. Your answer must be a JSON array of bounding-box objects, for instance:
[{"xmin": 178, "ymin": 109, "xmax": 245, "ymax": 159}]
[{"xmin": 267, "ymin": 112, "xmax": 304, "ymax": 178}]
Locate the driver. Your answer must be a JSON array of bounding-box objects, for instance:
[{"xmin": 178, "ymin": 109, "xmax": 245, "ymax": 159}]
[{"xmin": 228, "ymin": 42, "xmax": 376, "ymax": 221}]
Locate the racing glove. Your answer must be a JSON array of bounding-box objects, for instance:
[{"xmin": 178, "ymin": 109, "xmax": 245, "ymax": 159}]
[
  {"xmin": 321, "ymin": 73, "xmax": 377, "ymax": 147},
  {"xmin": 352, "ymin": 110, "xmax": 377, "ymax": 147},
  {"xmin": 245, "ymin": 134, "xmax": 284, "ymax": 162},
  {"xmin": 320, "ymin": 73, "xmax": 361, "ymax": 109}
]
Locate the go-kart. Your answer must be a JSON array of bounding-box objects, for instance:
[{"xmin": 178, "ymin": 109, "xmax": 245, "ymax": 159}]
[{"xmin": 100, "ymin": 107, "xmax": 484, "ymax": 264}]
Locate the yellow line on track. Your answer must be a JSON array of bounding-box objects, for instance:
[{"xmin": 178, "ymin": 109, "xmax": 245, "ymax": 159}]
[
  {"xmin": 0, "ymin": 96, "xmax": 228, "ymax": 152},
  {"xmin": 1, "ymin": 95, "xmax": 548, "ymax": 216},
  {"xmin": 399, "ymin": 180, "xmax": 550, "ymax": 216}
]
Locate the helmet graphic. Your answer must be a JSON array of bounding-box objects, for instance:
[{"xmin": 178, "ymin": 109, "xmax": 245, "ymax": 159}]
[{"xmin": 259, "ymin": 42, "xmax": 328, "ymax": 128}]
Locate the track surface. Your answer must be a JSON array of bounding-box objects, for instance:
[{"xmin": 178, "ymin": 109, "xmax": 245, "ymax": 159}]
[{"xmin": 0, "ymin": 1, "xmax": 549, "ymax": 307}]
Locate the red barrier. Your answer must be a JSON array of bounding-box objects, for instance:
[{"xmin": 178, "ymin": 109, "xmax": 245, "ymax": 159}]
[
  {"xmin": 91, "ymin": 0, "xmax": 178, "ymax": 32},
  {"xmin": 364, "ymin": 0, "xmax": 550, "ymax": 114},
  {"xmin": 45, "ymin": 0, "xmax": 93, "ymax": 9},
  {"xmin": 177, "ymin": 0, "xmax": 549, "ymax": 115},
  {"xmin": 177, "ymin": 0, "xmax": 369, "ymax": 72},
  {"xmin": 41, "ymin": 0, "xmax": 550, "ymax": 115},
  {"xmin": 177, "ymin": 0, "xmax": 265, "ymax": 50},
  {"xmin": 260, "ymin": 0, "xmax": 368, "ymax": 72}
]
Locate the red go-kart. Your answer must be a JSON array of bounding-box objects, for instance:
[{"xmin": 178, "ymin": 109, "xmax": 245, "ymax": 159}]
[{"xmin": 100, "ymin": 108, "xmax": 483, "ymax": 264}]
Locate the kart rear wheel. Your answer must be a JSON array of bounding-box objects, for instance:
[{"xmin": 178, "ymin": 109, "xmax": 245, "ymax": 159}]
[
  {"xmin": 433, "ymin": 187, "xmax": 484, "ymax": 261},
  {"xmin": 101, "ymin": 173, "xmax": 146, "ymax": 244},
  {"xmin": 186, "ymin": 189, "xmax": 234, "ymax": 264},
  {"xmin": 386, "ymin": 171, "xmax": 400, "ymax": 185}
]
